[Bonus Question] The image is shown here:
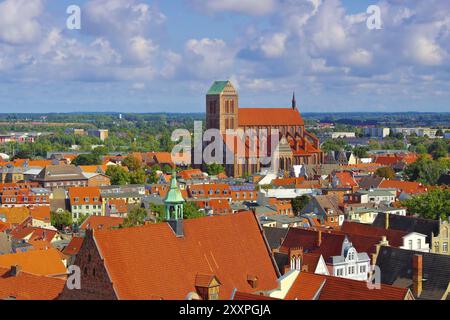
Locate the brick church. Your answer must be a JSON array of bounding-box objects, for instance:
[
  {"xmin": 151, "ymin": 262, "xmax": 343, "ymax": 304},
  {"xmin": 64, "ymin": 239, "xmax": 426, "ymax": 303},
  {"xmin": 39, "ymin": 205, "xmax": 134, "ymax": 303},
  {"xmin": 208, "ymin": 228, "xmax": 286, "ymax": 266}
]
[{"xmin": 205, "ymin": 81, "xmax": 323, "ymax": 177}]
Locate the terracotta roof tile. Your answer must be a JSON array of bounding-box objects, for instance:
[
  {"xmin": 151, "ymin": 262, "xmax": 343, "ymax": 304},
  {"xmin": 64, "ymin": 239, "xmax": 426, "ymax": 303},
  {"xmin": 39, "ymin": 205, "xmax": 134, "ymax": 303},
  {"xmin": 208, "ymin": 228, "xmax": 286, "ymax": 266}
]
[
  {"xmin": 238, "ymin": 108, "xmax": 304, "ymax": 126},
  {"xmin": 0, "ymin": 248, "xmax": 67, "ymax": 277},
  {"xmin": 62, "ymin": 237, "xmax": 84, "ymax": 256},
  {"xmin": 80, "ymin": 216, "xmax": 124, "ymax": 231},
  {"xmin": 286, "ymin": 272, "xmax": 410, "ymax": 300},
  {"xmin": 93, "ymin": 211, "xmax": 279, "ymax": 299},
  {"xmin": 0, "ymin": 267, "xmax": 65, "ymax": 300}
]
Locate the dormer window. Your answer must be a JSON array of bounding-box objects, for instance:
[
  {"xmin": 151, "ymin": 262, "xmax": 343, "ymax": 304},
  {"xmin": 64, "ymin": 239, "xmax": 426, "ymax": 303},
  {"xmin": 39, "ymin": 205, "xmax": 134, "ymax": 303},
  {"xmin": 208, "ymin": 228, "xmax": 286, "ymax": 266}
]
[{"xmin": 195, "ymin": 274, "xmax": 221, "ymax": 301}]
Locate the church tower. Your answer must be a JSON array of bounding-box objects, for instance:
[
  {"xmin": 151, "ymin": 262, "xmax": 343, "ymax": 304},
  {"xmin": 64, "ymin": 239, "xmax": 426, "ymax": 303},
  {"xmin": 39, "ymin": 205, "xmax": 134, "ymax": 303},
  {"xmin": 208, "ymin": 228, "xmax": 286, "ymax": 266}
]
[
  {"xmin": 164, "ymin": 171, "xmax": 185, "ymax": 237},
  {"xmin": 206, "ymin": 81, "xmax": 239, "ymax": 134}
]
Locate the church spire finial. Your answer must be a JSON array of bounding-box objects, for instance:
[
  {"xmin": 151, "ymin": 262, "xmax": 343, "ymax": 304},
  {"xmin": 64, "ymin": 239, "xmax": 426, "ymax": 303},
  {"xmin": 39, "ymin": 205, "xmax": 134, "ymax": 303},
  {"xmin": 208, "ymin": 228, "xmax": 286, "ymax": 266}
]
[{"xmin": 292, "ymin": 91, "xmax": 296, "ymax": 109}]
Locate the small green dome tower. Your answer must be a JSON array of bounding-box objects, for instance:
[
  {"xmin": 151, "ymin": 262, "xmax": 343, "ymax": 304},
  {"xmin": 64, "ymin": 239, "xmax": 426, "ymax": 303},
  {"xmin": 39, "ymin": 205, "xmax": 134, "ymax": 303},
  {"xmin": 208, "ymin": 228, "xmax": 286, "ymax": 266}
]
[{"xmin": 164, "ymin": 170, "xmax": 185, "ymax": 221}]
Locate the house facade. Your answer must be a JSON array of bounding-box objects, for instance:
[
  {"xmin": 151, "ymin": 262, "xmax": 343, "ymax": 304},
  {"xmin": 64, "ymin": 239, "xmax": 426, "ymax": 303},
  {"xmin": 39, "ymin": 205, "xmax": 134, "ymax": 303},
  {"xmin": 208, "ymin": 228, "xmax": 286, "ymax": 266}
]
[
  {"xmin": 431, "ymin": 218, "xmax": 450, "ymax": 255},
  {"xmin": 328, "ymin": 237, "xmax": 370, "ymax": 281}
]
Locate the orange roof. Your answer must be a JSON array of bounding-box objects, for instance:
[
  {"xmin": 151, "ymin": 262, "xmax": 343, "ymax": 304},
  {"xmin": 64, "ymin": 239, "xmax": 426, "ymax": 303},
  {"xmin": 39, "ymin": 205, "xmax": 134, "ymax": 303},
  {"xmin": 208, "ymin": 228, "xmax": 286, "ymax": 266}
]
[
  {"xmin": 80, "ymin": 215, "xmax": 124, "ymax": 231},
  {"xmin": 0, "ymin": 207, "xmax": 30, "ymax": 225},
  {"xmin": 0, "ymin": 221, "xmax": 11, "ymax": 232},
  {"xmin": 79, "ymin": 165, "xmax": 107, "ymax": 173},
  {"xmin": 92, "ymin": 211, "xmax": 279, "ymax": 299},
  {"xmin": 178, "ymin": 169, "xmax": 205, "ymax": 180},
  {"xmin": 272, "ymin": 177, "xmax": 305, "ymax": 187},
  {"xmin": 152, "ymin": 152, "xmax": 173, "ymax": 165},
  {"xmin": 285, "ymin": 272, "xmax": 324, "ymax": 300},
  {"xmin": 62, "ymin": 237, "xmax": 84, "ymax": 256},
  {"xmin": 0, "ymin": 267, "xmax": 65, "ymax": 300},
  {"xmin": 27, "ymin": 160, "xmax": 53, "ymax": 167},
  {"xmin": 106, "ymin": 199, "xmax": 128, "ymax": 213},
  {"xmin": 68, "ymin": 186, "xmax": 101, "ymax": 205},
  {"xmin": 334, "ymin": 171, "xmax": 358, "ymax": 188},
  {"xmin": 0, "ymin": 248, "xmax": 67, "ymax": 277},
  {"xmin": 286, "ymin": 272, "xmax": 410, "ymax": 300},
  {"xmin": 379, "ymin": 180, "xmax": 428, "ymax": 194},
  {"xmin": 238, "ymin": 108, "xmax": 304, "ymax": 126},
  {"xmin": 29, "ymin": 206, "xmax": 51, "ymax": 223}
]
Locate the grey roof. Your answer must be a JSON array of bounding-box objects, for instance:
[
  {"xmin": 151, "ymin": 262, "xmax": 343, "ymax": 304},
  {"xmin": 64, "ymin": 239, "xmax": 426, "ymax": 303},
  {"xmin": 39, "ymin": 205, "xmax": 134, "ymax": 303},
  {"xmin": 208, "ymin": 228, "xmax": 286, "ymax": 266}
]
[
  {"xmin": 273, "ymin": 252, "xmax": 289, "ymax": 273},
  {"xmin": 303, "ymin": 164, "xmax": 341, "ymax": 178},
  {"xmin": 372, "ymin": 212, "xmax": 439, "ymax": 241},
  {"xmin": 263, "ymin": 227, "xmax": 289, "ymax": 250},
  {"xmin": 376, "ymin": 246, "xmax": 450, "ymax": 300},
  {"xmin": 314, "ymin": 194, "xmax": 344, "ymax": 215},
  {"xmin": 358, "ymin": 175, "xmax": 385, "ymax": 190},
  {"xmin": 35, "ymin": 164, "xmax": 87, "ymax": 181}
]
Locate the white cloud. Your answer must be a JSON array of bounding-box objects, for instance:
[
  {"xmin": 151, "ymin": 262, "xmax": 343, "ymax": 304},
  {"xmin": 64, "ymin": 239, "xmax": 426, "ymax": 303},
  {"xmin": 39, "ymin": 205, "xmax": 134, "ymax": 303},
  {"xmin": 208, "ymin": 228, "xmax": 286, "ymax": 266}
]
[
  {"xmin": 190, "ymin": 0, "xmax": 275, "ymax": 15},
  {"xmin": 184, "ymin": 38, "xmax": 236, "ymax": 79},
  {"xmin": 0, "ymin": 0, "xmax": 43, "ymax": 45},
  {"xmin": 259, "ymin": 33, "xmax": 288, "ymax": 58}
]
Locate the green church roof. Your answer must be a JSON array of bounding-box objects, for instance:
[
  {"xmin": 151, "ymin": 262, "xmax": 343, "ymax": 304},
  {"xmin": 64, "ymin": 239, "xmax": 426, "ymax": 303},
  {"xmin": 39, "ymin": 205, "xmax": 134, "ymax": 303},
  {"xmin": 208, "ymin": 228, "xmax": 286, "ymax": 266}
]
[
  {"xmin": 207, "ymin": 81, "xmax": 229, "ymax": 95},
  {"xmin": 164, "ymin": 172, "xmax": 185, "ymax": 203}
]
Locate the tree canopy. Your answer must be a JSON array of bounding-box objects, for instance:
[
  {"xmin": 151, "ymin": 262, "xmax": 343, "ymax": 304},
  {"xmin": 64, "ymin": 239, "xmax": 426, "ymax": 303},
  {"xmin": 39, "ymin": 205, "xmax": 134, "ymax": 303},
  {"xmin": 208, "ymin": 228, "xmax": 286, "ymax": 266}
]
[{"xmin": 401, "ymin": 189, "xmax": 450, "ymax": 220}]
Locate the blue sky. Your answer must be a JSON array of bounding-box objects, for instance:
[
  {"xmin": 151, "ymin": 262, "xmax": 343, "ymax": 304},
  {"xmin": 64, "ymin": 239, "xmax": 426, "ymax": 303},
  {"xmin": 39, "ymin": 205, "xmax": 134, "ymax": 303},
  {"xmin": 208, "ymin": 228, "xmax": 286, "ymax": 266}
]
[{"xmin": 0, "ymin": 0, "xmax": 449, "ymax": 113}]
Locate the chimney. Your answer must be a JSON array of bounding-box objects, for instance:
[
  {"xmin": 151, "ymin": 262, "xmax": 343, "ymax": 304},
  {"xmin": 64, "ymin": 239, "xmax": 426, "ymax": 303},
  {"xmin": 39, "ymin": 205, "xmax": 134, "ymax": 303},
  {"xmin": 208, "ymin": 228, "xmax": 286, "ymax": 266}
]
[
  {"xmin": 9, "ymin": 265, "xmax": 21, "ymax": 277},
  {"xmin": 317, "ymin": 230, "xmax": 322, "ymax": 247},
  {"xmin": 385, "ymin": 212, "xmax": 389, "ymax": 230},
  {"xmin": 412, "ymin": 254, "xmax": 423, "ymax": 297}
]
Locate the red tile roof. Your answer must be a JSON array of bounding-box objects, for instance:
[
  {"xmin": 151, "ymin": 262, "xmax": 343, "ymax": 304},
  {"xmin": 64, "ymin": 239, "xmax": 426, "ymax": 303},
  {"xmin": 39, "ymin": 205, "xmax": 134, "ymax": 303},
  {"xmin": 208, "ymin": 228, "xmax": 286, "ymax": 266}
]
[
  {"xmin": 238, "ymin": 108, "xmax": 304, "ymax": 126},
  {"xmin": 62, "ymin": 237, "xmax": 84, "ymax": 256},
  {"xmin": 334, "ymin": 171, "xmax": 358, "ymax": 188},
  {"xmin": 379, "ymin": 180, "xmax": 428, "ymax": 195},
  {"xmin": 93, "ymin": 211, "xmax": 279, "ymax": 299},
  {"xmin": 232, "ymin": 291, "xmax": 279, "ymax": 300},
  {"xmin": 281, "ymin": 227, "xmax": 382, "ymax": 259},
  {"xmin": 341, "ymin": 221, "xmax": 407, "ymax": 247},
  {"xmin": 68, "ymin": 187, "xmax": 101, "ymax": 205},
  {"xmin": 0, "ymin": 248, "xmax": 67, "ymax": 277},
  {"xmin": 0, "ymin": 267, "xmax": 65, "ymax": 300},
  {"xmin": 285, "ymin": 272, "xmax": 324, "ymax": 300},
  {"xmin": 286, "ymin": 272, "xmax": 410, "ymax": 300},
  {"xmin": 80, "ymin": 216, "xmax": 124, "ymax": 231},
  {"xmin": 178, "ymin": 169, "xmax": 205, "ymax": 180},
  {"xmin": 29, "ymin": 206, "xmax": 51, "ymax": 223}
]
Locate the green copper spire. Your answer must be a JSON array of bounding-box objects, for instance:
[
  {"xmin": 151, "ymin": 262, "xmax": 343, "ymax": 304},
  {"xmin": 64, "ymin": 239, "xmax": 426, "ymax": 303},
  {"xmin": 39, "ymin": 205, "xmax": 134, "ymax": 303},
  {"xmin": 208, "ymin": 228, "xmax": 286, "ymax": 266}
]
[{"xmin": 164, "ymin": 170, "xmax": 185, "ymax": 220}]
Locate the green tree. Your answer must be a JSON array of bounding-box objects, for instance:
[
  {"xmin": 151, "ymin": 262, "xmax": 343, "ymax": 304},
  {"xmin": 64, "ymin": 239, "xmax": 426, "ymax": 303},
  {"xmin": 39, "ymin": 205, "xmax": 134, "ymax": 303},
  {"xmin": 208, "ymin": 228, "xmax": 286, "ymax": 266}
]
[
  {"xmin": 122, "ymin": 206, "xmax": 148, "ymax": 228},
  {"xmin": 130, "ymin": 168, "xmax": 147, "ymax": 184},
  {"xmin": 162, "ymin": 164, "xmax": 173, "ymax": 174},
  {"xmin": 51, "ymin": 210, "xmax": 73, "ymax": 230},
  {"xmin": 428, "ymin": 140, "xmax": 448, "ymax": 160},
  {"xmin": 321, "ymin": 139, "xmax": 348, "ymax": 153},
  {"xmin": 404, "ymin": 156, "xmax": 447, "ymax": 185},
  {"xmin": 72, "ymin": 153, "xmax": 101, "ymax": 166},
  {"xmin": 352, "ymin": 146, "xmax": 369, "ymax": 159},
  {"xmin": 205, "ymin": 163, "xmax": 225, "ymax": 176},
  {"xmin": 122, "ymin": 155, "xmax": 142, "ymax": 172},
  {"xmin": 106, "ymin": 165, "xmax": 131, "ymax": 185},
  {"xmin": 414, "ymin": 144, "xmax": 428, "ymax": 154},
  {"xmin": 147, "ymin": 169, "xmax": 158, "ymax": 184},
  {"xmin": 92, "ymin": 146, "xmax": 109, "ymax": 156},
  {"xmin": 291, "ymin": 195, "xmax": 310, "ymax": 216},
  {"xmin": 184, "ymin": 201, "xmax": 204, "ymax": 219},
  {"xmin": 375, "ymin": 167, "xmax": 396, "ymax": 179},
  {"xmin": 401, "ymin": 189, "xmax": 450, "ymax": 220}
]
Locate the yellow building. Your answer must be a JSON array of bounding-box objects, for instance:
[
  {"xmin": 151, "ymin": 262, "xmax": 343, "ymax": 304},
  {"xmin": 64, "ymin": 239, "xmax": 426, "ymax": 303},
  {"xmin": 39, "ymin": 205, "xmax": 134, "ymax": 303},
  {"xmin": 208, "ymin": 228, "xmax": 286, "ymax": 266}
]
[{"xmin": 432, "ymin": 218, "xmax": 449, "ymax": 255}]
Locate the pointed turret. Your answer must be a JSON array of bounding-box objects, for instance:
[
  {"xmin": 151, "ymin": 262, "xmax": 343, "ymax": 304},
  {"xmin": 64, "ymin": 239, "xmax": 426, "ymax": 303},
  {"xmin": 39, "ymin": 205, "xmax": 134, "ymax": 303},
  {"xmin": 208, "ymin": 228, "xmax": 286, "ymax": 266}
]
[{"xmin": 292, "ymin": 92, "xmax": 297, "ymax": 109}]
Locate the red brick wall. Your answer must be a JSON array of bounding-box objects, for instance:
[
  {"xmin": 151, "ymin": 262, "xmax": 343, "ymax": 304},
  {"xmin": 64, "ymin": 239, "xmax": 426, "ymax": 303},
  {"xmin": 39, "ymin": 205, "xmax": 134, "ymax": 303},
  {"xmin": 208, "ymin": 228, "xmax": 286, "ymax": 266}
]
[{"xmin": 58, "ymin": 231, "xmax": 117, "ymax": 300}]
